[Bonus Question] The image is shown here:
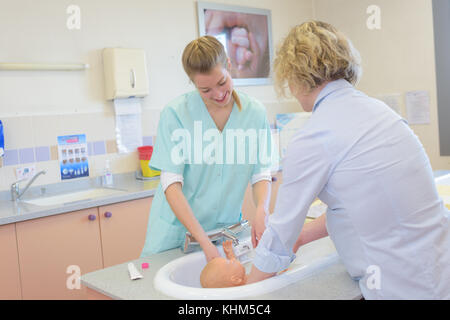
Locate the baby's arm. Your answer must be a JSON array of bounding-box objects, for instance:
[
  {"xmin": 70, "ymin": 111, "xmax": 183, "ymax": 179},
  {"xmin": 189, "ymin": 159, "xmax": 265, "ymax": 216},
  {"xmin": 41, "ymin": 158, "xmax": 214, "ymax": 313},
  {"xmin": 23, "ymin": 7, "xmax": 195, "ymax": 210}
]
[{"xmin": 222, "ymin": 240, "xmax": 237, "ymax": 260}]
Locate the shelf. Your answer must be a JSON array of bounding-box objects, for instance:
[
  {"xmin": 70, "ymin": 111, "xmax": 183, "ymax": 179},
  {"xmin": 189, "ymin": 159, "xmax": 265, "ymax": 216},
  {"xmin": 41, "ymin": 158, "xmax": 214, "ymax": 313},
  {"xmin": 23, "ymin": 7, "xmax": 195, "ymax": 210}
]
[{"xmin": 0, "ymin": 63, "xmax": 89, "ymax": 71}]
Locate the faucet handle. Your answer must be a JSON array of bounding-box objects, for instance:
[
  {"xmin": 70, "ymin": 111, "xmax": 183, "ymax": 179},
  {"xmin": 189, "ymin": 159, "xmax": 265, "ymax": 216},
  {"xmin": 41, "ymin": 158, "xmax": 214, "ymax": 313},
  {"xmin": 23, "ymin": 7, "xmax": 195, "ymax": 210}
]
[
  {"xmin": 11, "ymin": 178, "xmax": 25, "ymax": 186},
  {"xmin": 11, "ymin": 170, "xmax": 47, "ymax": 201},
  {"xmin": 221, "ymin": 228, "xmax": 239, "ymax": 246}
]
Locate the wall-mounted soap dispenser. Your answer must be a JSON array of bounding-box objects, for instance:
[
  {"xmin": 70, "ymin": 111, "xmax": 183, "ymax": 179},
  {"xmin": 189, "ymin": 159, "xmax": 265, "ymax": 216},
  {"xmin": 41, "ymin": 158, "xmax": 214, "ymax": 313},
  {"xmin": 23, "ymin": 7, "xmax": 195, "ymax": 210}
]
[{"xmin": 102, "ymin": 48, "xmax": 149, "ymax": 100}]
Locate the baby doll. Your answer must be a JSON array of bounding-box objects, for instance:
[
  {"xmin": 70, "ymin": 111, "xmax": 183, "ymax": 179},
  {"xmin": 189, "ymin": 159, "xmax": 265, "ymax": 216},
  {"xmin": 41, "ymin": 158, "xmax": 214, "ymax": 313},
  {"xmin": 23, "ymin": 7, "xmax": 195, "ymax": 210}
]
[{"xmin": 200, "ymin": 240, "xmax": 247, "ymax": 288}]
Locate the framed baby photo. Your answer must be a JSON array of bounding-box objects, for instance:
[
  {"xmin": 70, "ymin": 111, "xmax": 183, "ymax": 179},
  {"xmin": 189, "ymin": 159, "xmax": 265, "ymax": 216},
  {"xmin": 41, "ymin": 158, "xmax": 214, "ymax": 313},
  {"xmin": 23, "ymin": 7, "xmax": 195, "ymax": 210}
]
[{"xmin": 197, "ymin": 1, "xmax": 274, "ymax": 86}]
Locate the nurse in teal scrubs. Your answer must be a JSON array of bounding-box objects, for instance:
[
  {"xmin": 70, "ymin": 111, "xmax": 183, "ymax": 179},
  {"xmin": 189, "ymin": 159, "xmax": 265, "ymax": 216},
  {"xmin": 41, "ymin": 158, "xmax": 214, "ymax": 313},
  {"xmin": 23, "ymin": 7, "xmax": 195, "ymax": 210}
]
[{"xmin": 140, "ymin": 36, "xmax": 273, "ymax": 261}]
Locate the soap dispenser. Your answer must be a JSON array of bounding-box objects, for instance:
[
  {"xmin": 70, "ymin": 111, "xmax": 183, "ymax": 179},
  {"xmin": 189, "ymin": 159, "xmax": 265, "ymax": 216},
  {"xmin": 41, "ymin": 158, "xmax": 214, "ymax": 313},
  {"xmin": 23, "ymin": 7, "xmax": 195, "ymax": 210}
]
[{"xmin": 102, "ymin": 159, "xmax": 114, "ymax": 186}]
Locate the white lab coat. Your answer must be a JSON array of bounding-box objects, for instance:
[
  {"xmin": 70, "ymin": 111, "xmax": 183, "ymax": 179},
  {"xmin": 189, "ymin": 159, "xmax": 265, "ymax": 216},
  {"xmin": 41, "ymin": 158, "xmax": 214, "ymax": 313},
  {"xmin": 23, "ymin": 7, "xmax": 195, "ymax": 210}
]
[{"xmin": 253, "ymin": 79, "xmax": 450, "ymax": 299}]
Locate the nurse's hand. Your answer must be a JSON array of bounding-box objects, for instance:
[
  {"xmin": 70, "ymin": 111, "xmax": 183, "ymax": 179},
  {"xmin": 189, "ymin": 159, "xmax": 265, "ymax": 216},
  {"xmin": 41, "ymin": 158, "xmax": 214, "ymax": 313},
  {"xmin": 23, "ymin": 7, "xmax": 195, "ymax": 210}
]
[{"xmin": 251, "ymin": 205, "xmax": 267, "ymax": 248}]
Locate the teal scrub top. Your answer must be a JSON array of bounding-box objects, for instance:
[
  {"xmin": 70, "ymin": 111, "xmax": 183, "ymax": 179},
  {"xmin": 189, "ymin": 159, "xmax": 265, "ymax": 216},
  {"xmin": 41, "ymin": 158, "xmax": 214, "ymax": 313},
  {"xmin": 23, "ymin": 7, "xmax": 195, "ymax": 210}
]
[{"xmin": 140, "ymin": 90, "xmax": 273, "ymax": 256}]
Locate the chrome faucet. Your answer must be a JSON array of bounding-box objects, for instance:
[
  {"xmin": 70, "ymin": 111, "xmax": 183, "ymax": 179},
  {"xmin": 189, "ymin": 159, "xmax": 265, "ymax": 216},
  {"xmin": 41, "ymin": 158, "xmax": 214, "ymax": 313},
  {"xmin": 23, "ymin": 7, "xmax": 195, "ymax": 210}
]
[
  {"xmin": 221, "ymin": 228, "xmax": 239, "ymax": 245},
  {"xmin": 11, "ymin": 170, "xmax": 47, "ymax": 201},
  {"xmin": 182, "ymin": 220, "xmax": 249, "ymax": 254}
]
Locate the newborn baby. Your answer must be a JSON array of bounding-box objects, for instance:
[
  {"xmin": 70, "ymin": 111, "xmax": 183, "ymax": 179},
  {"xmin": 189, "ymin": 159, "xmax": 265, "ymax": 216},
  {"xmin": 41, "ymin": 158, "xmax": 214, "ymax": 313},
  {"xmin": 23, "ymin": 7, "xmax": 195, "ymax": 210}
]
[{"xmin": 200, "ymin": 240, "xmax": 247, "ymax": 288}]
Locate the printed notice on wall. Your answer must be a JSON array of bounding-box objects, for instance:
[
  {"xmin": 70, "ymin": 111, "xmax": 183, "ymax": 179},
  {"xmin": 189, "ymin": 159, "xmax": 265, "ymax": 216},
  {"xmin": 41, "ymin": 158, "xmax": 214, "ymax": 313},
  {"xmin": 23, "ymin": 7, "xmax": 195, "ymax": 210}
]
[
  {"xmin": 57, "ymin": 134, "xmax": 89, "ymax": 180},
  {"xmin": 113, "ymin": 98, "xmax": 143, "ymax": 154},
  {"xmin": 405, "ymin": 91, "xmax": 430, "ymax": 125}
]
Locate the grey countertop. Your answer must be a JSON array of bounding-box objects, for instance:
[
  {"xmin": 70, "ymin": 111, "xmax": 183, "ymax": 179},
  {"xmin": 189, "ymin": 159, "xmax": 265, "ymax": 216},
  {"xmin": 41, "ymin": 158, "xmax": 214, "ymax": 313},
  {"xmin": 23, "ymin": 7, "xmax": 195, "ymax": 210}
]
[
  {"xmin": 8, "ymin": 170, "xmax": 449, "ymax": 299},
  {"xmin": 80, "ymin": 171, "xmax": 450, "ymax": 300},
  {"xmin": 81, "ymin": 245, "xmax": 362, "ymax": 300},
  {"xmin": 3, "ymin": 170, "xmax": 447, "ymax": 227},
  {"xmin": 0, "ymin": 172, "xmax": 159, "ymax": 225}
]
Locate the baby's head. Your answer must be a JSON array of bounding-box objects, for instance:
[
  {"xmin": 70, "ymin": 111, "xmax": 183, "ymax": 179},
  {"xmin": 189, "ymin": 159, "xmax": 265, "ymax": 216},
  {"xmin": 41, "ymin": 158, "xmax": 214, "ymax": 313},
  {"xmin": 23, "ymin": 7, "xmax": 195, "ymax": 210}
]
[{"xmin": 200, "ymin": 257, "xmax": 247, "ymax": 288}]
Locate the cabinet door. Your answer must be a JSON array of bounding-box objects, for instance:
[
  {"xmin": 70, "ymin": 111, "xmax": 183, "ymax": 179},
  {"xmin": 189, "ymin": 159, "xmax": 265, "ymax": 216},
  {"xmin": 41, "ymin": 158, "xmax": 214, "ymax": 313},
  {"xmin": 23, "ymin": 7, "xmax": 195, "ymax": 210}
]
[
  {"xmin": 16, "ymin": 208, "xmax": 103, "ymax": 300},
  {"xmin": 99, "ymin": 197, "xmax": 152, "ymax": 268},
  {"xmin": 0, "ymin": 223, "xmax": 22, "ymax": 299}
]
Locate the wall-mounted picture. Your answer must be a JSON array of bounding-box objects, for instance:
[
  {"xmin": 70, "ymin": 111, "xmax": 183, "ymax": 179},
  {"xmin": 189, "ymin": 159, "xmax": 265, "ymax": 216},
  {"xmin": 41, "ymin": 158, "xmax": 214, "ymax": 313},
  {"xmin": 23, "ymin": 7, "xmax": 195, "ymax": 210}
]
[{"xmin": 197, "ymin": 1, "xmax": 273, "ymax": 86}]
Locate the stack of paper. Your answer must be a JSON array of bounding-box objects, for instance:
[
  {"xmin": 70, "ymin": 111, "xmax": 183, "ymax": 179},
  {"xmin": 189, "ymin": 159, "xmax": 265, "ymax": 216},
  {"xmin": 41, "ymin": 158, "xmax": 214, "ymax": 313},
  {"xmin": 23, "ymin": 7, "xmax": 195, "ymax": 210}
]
[{"xmin": 114, "ymin": 97, "xmax": 143, "ymax": 153}]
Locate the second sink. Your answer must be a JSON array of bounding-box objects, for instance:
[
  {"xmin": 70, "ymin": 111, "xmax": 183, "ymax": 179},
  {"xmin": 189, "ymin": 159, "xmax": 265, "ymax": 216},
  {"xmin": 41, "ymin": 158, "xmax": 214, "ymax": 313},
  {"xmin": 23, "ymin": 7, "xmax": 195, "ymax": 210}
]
[{"xmin": 22, "ymin": 187, "xmax": 127, "ymax": 206}]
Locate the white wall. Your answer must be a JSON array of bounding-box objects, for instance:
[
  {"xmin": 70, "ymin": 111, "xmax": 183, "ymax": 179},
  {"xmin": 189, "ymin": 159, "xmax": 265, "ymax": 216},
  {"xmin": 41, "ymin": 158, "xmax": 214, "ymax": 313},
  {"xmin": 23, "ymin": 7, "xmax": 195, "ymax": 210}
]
[
  {"xmin": 1, "ymin": 0, "xmax": 447, "ymax": 192},
  {"xmin": 0, "ymin": 0, "xmax": 313, "ymax": 117},
  {"xmin": 0, "ymin": 0, "xmax": 314, "ymax": 190},
  {"xmin": 314, "ymin": 0, "xmax": 450, "ymax": 170}
]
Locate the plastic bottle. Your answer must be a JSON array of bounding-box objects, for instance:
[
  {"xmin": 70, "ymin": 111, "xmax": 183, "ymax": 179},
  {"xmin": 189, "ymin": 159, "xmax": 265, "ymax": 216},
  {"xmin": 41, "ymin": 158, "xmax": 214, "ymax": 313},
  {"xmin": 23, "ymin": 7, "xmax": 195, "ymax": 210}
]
[{"xmin": 102, "ymin": 159, "xmax": 114, "ymax": 186}]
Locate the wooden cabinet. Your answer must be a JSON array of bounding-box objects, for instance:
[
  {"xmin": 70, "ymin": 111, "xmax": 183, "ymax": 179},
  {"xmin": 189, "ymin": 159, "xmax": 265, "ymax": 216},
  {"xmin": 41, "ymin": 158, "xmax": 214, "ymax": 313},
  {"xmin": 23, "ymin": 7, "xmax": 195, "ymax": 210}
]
[
  {"xmin": 99, "ymin": 197, "xmax": 152, "ymax": 268},
  {"xmin": 9, "ymin": 196, "xmax": 153, "ymax": 299},
  {"xmin": 16, "ymin": 207, "xmax": 104, "ymax": 300},
  {"xmin": 0, "ymin": 223, "xmax": 22, "ymax": 299}
]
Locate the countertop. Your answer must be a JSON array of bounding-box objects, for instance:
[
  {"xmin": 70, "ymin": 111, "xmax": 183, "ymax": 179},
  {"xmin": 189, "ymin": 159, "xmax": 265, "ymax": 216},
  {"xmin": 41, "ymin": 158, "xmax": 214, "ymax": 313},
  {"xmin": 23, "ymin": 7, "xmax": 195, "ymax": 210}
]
[
  {"xmin": 4, "ymin": 170, "xmax": 447, "ymax": 227},
  {"xmin": 0, "ymin": 172, "xmax": 159, "ymax": 225},
  {"xmin": 80, "ymin": 171, "xmax": 450, "ymax": 300},
  {"xmin": 80, "ymin": 244, "xmax": 363, "ymax": 300},
  {"xmin": 6, "ymin": 170, "xmax": 450, "ymax": 299}
]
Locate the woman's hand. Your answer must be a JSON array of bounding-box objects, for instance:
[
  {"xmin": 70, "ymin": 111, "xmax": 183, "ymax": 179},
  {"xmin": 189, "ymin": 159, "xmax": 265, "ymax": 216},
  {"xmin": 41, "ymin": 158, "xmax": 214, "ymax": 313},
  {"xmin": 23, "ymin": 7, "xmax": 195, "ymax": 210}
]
[
  {"xmin": 251, "ymin": 204, "xmax": 267, "ymax": 248},
  {"xmin": 201, "ymin": 240, "xmax": 222, "ymax": 263},
  {"xmin": 292, "ymin": 214, "xmax": 328, "ymax": 253},
  {"xmin": 246, "ymin": 265, "xmax": 276, "ymax": 284},
  {"xmin": 165, "ymin": 182, "xmax": 222, "ymax": 263}
]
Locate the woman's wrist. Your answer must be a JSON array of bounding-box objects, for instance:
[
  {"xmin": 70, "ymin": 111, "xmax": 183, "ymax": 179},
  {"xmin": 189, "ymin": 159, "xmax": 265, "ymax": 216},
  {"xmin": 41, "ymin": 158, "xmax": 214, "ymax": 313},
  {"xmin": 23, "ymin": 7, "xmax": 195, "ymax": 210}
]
[{"xmin": 256, "ymin": 203, "xmax": 268, "ymax": 215}]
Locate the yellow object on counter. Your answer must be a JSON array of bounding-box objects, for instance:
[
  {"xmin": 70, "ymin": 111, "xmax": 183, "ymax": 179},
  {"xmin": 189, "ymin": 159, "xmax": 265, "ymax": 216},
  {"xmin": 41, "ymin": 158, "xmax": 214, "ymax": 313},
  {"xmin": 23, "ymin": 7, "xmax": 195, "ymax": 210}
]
[
  {"xmin": 140, "ymin": 159, "xmax": 160, "ymax": 177},
  {"xmin": 437, "ymin": 185, "xmax": 450, "ymax": 210}
]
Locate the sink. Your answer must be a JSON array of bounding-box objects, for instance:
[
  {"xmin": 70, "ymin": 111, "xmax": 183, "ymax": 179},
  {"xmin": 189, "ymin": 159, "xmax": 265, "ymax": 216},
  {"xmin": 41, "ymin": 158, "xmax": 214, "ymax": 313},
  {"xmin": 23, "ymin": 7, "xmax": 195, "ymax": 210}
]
[
  {"xmin": 153, "ymin": 236, "xmax": 339, "ymax": 299},
  {"xmin": 22, "ymin": 187, "xmax": 127, "ymax": 206}
]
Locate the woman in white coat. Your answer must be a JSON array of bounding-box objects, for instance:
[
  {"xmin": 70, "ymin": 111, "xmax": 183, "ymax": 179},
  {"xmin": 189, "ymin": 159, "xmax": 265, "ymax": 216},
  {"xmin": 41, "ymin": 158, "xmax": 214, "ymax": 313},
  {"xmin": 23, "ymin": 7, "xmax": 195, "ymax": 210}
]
[{"xmin": 247, "ymin": 21, "xmax": 450, "ymax": 299}]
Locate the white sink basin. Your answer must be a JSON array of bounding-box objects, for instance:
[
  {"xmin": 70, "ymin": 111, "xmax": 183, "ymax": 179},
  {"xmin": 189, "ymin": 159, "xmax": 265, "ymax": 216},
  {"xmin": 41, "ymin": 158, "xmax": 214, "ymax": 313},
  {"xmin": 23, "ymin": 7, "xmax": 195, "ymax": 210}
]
[
  {"xmin": 23, "ymin": 188, "xmax": 127, "ymax": 206},
  {"xmin": 153, "ymin": 236, "xmax": 339, "ymax": 299}
]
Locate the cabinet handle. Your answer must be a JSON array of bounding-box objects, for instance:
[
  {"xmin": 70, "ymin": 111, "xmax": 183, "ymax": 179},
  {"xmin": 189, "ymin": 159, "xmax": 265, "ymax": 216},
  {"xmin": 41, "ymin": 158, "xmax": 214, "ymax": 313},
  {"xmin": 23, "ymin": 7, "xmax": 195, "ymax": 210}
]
[
  {"xmin": 271, "ymin": 176, "xmax": 277, "ymax": 182},
  {"xmin": 88, "ymin": 214, "xmax": 96, "ymax": 221},
  {"xmin": 130, "ymin": 68, "xmax": 136, "ymax": 89},
  {"xmin": 104, "ymin": 211, "xmax": 112, "ymax": 218}
]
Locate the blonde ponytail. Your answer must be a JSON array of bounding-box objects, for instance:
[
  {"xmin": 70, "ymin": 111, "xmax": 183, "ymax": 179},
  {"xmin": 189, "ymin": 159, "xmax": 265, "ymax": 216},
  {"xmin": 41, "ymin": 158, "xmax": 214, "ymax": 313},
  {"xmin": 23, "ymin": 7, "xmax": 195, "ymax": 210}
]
[
  {"xmin": 182, "ymin": 35, "xmax": 242, "ymax": 111},
  {"xmin": 231, "ymin": 90, "xmax": 242, "ymax": 111}
]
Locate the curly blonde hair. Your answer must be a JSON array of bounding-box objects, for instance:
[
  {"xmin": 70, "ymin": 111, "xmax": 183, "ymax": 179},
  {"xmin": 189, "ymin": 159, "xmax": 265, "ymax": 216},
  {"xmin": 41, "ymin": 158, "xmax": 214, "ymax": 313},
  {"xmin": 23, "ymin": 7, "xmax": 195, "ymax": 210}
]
[{"xmin": 273, "ymin": 21, "xmax": 362, "ymax": 97}]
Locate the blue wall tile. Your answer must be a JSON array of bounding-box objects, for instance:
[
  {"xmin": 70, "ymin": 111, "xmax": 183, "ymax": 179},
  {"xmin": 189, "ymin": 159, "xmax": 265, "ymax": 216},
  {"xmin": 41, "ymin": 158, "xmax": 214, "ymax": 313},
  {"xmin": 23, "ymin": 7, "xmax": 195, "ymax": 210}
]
[
  {"xmin": 92, "ymin": 141, "xmax": 106, "ymax": 155},
  {"xmin": 19, "ymin": 148, "xmax": 35, "ymax": 164},
  {"xmin": 3, "ymin": 149, "xmax": 19, "ymax": 166},
  {"xmin": 35, "ymin": 146, "xmax": 50, "ymax": 162},
  {"xmin": 142, "ymin": 136, "xmax": 153, "ymax": 146}
]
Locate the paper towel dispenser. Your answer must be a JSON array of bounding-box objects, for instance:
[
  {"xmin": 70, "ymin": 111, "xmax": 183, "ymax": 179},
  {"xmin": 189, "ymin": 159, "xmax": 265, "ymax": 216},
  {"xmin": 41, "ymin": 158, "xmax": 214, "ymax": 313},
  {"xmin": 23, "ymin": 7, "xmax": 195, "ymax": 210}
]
[{"xmin": 102, "ymin": 48, "xmax": 149, "ymax": 100}]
